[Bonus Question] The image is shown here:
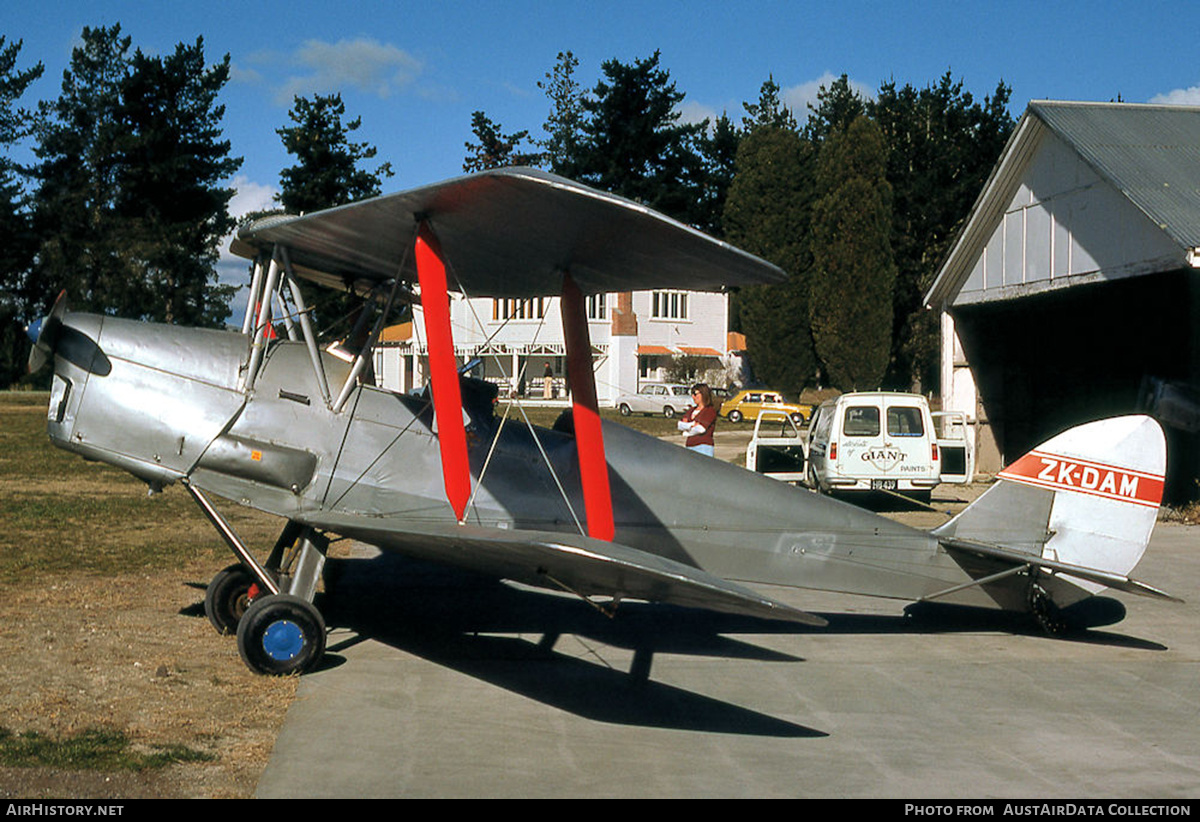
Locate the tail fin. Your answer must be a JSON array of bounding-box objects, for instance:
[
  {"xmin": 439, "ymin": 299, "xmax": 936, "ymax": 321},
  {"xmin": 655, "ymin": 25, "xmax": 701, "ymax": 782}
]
[{"xmin": 934, "ymin": 415, "xmax": 1171, "ymax": 604}]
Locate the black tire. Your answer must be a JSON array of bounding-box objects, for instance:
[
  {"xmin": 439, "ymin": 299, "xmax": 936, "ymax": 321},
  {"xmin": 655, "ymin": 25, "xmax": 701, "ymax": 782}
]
[
  {"xmin": 618, "ymin": 403, "xmax": 632, "ymax": 417},
  {"xmin": 1027, "ymin": 582, "xmax": 1071, "ymax": 637},
  {"xmin": 236, "ymin": 594, "xmax": 326, "ymax": 676},
  {"xmin": 205, "ymin": 563, "xmax": 259, "ymax": 636},
  {"xmin": 728, "ymin": 410, "xmax": 743, "ymax": 424},
  {"xmin": 663, "ymin": 405, "xmax": 676, "ymax": 418},
  {"xmin": 791, "ymin": 412, "xmax": 807, "ymax": 426}
]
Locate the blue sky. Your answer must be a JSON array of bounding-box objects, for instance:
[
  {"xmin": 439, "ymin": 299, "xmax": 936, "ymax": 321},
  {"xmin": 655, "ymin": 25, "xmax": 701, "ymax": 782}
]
[{"xmin": 6, "ymin": 0, "xmax": 1200, "ymax": 308}]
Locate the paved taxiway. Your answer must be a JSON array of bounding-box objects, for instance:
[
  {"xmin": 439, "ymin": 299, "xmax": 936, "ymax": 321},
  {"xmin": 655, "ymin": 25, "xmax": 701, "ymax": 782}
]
[{"xmin": 255, "ymin": 444, "xmax": 1200, "ymax": 798}]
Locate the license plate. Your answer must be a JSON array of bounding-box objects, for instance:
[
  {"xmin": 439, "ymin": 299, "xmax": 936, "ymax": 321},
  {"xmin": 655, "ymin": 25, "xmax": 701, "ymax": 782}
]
[{"xmin": 871, "ymin": 479, "xmax": 897, "ymax": 491}]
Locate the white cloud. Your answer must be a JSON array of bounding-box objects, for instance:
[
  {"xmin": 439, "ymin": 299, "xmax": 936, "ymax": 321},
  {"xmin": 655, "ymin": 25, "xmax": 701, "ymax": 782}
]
[
  {"xmin": 1149, "ymin": 85, "xmax": 1200, "ymax": 106},
  {"xmin": 275, "ymin": 38, "xmax": 424, "ymax": 104},
  {"xmin": 677, "ymin": 99, "xmax": 718, "ymax": 128},
  {"xmin": 228, "ymin": 175, "xmax": 279, "ymax": 221},
  {"xmin": 781, "ymin": 72, "xmax": 875, "ymax": 119}
]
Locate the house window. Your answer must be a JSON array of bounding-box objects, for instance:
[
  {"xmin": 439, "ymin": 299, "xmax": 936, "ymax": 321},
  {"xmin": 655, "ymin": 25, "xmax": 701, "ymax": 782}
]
[
  {"xmin": 587, "ymin": 293, "xmax": 607, "ymax": 320},
  {"xmin": 493, "ymin": 297, "xmax": 545, "ymax": 321},
  {"xmin": 651, "ymin": 290, "xmax": 688, "ymax": 320}
]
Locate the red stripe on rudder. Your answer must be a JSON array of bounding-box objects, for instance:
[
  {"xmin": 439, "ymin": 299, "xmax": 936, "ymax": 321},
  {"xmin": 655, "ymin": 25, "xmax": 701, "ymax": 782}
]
[
  {"xmin": 561, "ymin": 273, "xmax": 615, "ymax": 541},
  {"xmin": 415, "ymin": 223, "xmax": 471, "ymax": 522},
  {"xmin": 998, "ymin": 450, "xmax": 1164, "ymax": 508}
]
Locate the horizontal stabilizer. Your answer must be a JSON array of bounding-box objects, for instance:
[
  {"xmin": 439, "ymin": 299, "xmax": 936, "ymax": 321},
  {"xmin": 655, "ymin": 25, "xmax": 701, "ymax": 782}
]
[
  {"xmin": 295, "ymin": 512, "xmax": 826, "ymax": 626},
  {"xmin": 938, "ymin": 535, "xmax": 1181, "ymax": 602}
]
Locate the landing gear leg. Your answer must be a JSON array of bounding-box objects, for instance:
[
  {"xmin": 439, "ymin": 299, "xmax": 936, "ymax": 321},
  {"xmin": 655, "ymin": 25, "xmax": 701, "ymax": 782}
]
[
  {"xmin": 186, "ymin": 481, "xmax": 330, "ymax": 674},
  {"xmin": 201, "ymin": 521, "xmax": 307, "ymax": 636}
]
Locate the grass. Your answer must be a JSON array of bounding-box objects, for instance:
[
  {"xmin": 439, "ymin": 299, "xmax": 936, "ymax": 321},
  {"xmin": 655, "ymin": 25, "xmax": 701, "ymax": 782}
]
[
  {"xmin": 0, "ymin": 392, "xmax": 278, "ymax": 584},
  {"xmin": 0, "ymin": 726, "xmax": 215, "ymax": 771}
]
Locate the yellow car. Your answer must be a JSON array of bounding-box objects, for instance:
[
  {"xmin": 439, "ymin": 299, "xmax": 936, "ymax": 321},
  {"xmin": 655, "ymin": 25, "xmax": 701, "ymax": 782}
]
[{"xmin": 719, "ymin": 389, "xmax": 813, "ymax": 425}]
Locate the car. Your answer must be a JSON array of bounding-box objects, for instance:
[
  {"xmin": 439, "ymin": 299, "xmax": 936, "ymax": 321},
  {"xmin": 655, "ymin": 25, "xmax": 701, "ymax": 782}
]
[
  {"xmin": 719, "ymin": 389, "xmax": 812, "ymax": 425},
  {"xmin": 615, "ymin": 383, "xmax": 694, "ymax": 418}
]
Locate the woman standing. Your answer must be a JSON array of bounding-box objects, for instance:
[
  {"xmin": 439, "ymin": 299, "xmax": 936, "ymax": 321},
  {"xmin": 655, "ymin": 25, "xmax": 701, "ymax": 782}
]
[{"xmin": 678, "ymin": 383, "xmax": 717, "ymax": 456}]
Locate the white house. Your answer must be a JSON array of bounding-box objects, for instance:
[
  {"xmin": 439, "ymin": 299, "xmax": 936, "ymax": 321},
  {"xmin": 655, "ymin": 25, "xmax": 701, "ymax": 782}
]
[{"xmin": 373, "ymin": 288, "xmax": 737, "ymax": 405}]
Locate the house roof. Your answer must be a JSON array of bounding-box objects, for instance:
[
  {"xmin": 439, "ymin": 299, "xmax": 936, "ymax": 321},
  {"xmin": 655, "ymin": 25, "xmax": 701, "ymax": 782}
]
[{"xmin": 926, "ymin": 101, "xmax": 1200, "ymax": 308}]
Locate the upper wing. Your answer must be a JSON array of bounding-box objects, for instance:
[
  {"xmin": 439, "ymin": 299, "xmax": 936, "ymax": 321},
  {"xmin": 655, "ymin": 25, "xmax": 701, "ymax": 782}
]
[
  {"xmin": 230, "ymin": 167, "xmax": 787, "ymax": 298},
  {"xmin": 294, "ymin": 511, "xmax": 826, "ymax": 626}
]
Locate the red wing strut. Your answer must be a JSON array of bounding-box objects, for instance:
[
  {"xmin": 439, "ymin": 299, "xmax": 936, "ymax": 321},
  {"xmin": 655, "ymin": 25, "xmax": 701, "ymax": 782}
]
[
  {"xmin": 561, "ymin": 272, "xmax": 615, "ymax": 541},
  {"xmin": 414, "ymin": 223, "xmax": 471, "ymax": 522}
]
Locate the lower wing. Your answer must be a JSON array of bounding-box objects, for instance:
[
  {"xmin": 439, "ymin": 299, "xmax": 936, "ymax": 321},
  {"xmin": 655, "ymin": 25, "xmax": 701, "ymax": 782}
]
[{"xmin": 295, "ymin": 512, "xmax": 826, "ymax": 626}]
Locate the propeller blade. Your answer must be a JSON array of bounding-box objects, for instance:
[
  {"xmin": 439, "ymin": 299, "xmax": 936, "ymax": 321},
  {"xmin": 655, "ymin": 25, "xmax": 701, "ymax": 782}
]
[{"xmin": 26, "ymin": 291, "xmax": 68, "ymax": 374}]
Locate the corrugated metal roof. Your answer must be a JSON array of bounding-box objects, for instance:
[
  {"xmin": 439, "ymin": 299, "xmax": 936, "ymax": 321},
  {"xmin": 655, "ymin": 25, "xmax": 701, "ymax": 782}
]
[
  {"xmin": 1030, "ymin": 101, "xmax": 1200, "ymax": 248},
  {"xmin": 926, "ymin": 101, "xmax": 1200, "ymax": 308}
]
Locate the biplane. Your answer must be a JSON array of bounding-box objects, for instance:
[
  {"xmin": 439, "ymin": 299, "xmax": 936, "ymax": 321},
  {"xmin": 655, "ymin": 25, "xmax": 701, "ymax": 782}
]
[{"xmin": 27, "ymin": 167, "xmax": 1178, "ymax": 676}]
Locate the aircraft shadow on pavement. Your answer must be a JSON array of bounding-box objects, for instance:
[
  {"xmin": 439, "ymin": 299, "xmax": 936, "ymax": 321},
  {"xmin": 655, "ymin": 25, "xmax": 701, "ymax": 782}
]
[
  {"xmin": 317, "ymin": 554, "xmax": 823, "ymax": 737},
  {"xmin": 183, "ymin": 551, "xmax": 1163, "ymax": 736},
  {"xmin": 301, "ymin": 552, "xmax": 1160, "ymax": 734}
]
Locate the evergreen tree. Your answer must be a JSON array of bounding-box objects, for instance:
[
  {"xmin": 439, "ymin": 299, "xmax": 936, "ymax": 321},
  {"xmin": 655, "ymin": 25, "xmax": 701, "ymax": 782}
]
[
  {"xmin": 570, "ymin": 51, "xmax": 707, "ymax": 224},
  {"xmin": 694, "ymin": 111, "xmax": 740, "ymax": 237},
  {"xmin": 277, "ymin": 93, "xmax": 393, "ymax": 214},
  {"xmin": 723, "ymin": 125, "xmax": 817, "ymax": 393},
  {"xmin": 31, "ymin": 25, "xmax": 132, "ymax": 316},
  {"xmin": 0, "ymin": 37, "xmax": 43, "ymax": 387},
  {"xmin": 30, "ymin": 25, "xmax": 241, "ymax": 328},
  {"xmin": 809, "ymin": 116, "xmax": 896, "ymax": 391},
  {"xmin": 538, "ymin": 51, "xmax": 584, "ymax": 176},
  {"xmin": 115, "ymin": 40, "xmax": 241, "ymax": 326},
  {"xmin": 869, "ymin": 72, "xmax": 1014, "ymax": 390},
  {"xmin": 742, "ymin": 75, "xmax": 797, "ymax": 132},
  {"xmin": 462, "ymin": 111, "xmax": 542, "ymax": 171},
  {"xmin": 275, "ymin": 93, "xmax": 394, "ymax": 338},
  {"xmin": 803, "ymin": 73, "xmax": 867, "ymax": 143}
]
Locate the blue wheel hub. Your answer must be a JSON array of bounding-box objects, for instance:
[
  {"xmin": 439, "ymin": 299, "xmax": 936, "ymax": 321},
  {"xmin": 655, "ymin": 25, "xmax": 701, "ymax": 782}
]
[{"xmin": 262, "ymin": 619, "xmax": 305, "ymax": 661}]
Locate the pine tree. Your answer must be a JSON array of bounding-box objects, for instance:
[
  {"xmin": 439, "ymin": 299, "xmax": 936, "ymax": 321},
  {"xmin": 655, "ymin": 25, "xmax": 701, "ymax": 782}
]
[
  {"xmin": 809, "ymin": 116, "xmax": 896, "ymax": 391},
  {"xmin": 0, "ymin": 37, "xmax": 43, "ymax": 387},
  {"xmin": 31, "ymin": 25, "xmax": 132, "ymax": 315},
  {"xmin": 570, "ymin": 51, "xmax": 707, "ymax": 224},
  {"xmin": 274, "ymin": 93, "xmax": 394, "ymax": 337},
  {"xmin": 868, "ymin": 73, "xmax": 1014, "ymax": 390},
  {"xmin": 116, "ymin": 39, "xmax": 241, "ymax": 326},
  {"xmin": 803, "ymin": 74, "xmax": 867, "ymax": 143},
  {"xmin": 462, "ymin": 111, "xmax": 542, "ymax": 172},
  {"xmin": 30, "ymin": 25, "xmax": 242, "ymax": 328},
  {"xmin": 277, "ymin": 94, "xmax": 393, "ymax": 215},
  {"xmin": 723, "ymin": 125, "xmax": 818, "ymax": 393},
  {"xmin": 538, "ymin": 51, "xmax": 584, "ymax": 176}
]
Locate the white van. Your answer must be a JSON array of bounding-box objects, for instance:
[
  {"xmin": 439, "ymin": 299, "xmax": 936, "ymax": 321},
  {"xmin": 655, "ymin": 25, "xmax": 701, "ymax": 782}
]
[{"xmin": 805, "ymin": 392, "xmax": 972, "ymax": 498}]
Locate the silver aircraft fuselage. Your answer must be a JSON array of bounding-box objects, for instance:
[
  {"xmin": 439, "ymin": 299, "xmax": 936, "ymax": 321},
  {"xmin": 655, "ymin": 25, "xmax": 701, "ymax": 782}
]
[{"xmin": 46, "ymin": 313, "xmax": 1029, "ymax": 615}]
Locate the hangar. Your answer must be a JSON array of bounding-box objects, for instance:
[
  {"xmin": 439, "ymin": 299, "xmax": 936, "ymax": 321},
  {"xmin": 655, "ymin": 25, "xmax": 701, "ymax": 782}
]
[{"xmin": 926, "ymin": 100, "xmax": 1200, "ymax": 497}]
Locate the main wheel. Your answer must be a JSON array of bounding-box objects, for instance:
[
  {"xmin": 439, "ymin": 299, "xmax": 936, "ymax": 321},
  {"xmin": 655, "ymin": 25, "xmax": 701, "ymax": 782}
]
[
  {"xmin": 728, "ymin": 410, "xmax": 743, "ymax": 423},
  {"xmin": 236, "ymin": 594, "xmax": 326, "ymax": 676},
  {"xmin": 205, "ymin": 563, "xmax": 260, "ymax": 635}
]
